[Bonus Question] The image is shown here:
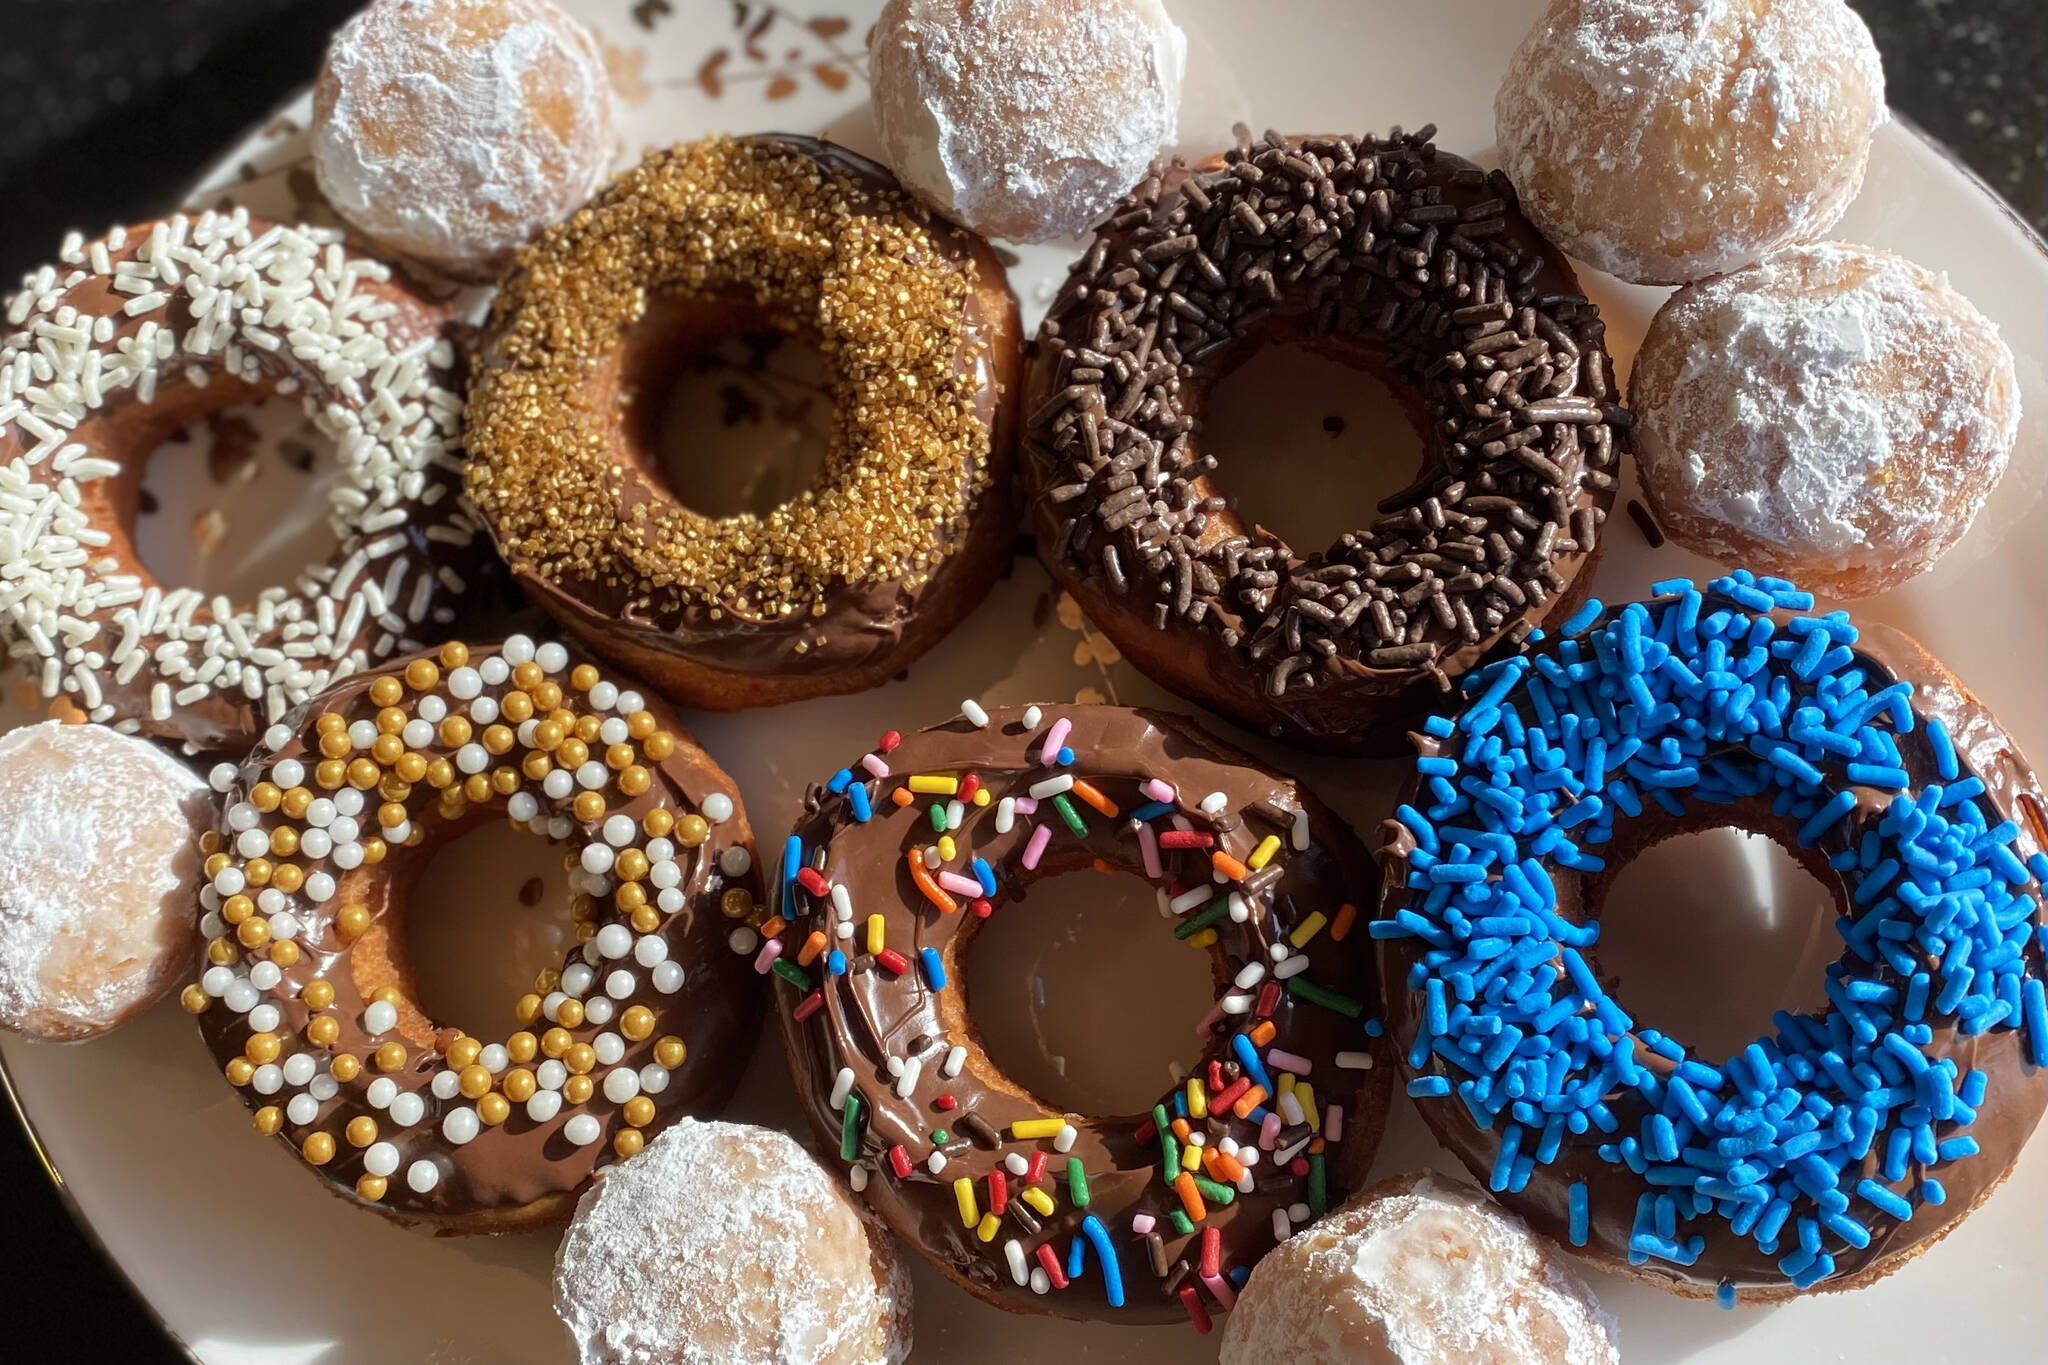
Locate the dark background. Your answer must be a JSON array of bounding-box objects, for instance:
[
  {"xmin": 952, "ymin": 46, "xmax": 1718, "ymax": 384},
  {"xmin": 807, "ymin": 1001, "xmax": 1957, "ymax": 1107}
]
[{"xmin": 0, "ymin": 1, "xmax": 2040, "ymax": 1360}]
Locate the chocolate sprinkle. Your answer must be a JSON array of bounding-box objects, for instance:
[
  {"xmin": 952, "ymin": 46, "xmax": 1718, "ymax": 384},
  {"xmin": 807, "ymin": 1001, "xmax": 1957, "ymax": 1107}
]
[{"xmin": 1027, "ymin": 129, "xmax": 1625, "ymax": 701}]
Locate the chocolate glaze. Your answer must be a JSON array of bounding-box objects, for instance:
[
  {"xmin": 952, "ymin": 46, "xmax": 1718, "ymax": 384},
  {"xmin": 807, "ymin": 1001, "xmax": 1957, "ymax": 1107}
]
[
  {"xmin": 1022, "ymin": 137, "xmax": 1620, "ymax": 755},
  {"xmin": 1376, "ymin": 615, "xmax": 2047, "ymax": 1295},
  {"xmin": 473, "ymin": 136, "xmax": 1021, "ymax": 684},
  {"xmin": 4, "ymin": 218, "xmax": 495, "ymax": 753},
  {"xmin": 772, "ymin": 705, "xmax": 1395, "ymax": 1323},
  {"xmin": 194, "ymin": 643, "xmax": 763, "ymax": 1226}
]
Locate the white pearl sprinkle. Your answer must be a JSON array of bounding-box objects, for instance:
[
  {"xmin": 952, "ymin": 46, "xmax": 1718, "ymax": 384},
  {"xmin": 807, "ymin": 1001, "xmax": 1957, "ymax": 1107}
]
[
  {"xmin": 502, "ymin": 635, "xmax": 534, "ymax": 665},
  {"xmin": 304, "ymin": 871, "xmax": 336, "ymax": 903},
  {"xmin": 213, "ymin": 866, "xmax": 246, "ymax": 897},
  {"xmin": 639, "ymin": 1064, "xmax": 670, "ymax": 1095},
  {"xmin": 402, "ymin": 719, "xmax": 434, "ymax": 748},
  {"xmin": 479, "ymin": 656, "xmax": 511, "ymax": 685},
  {"xmin": 431, "ymin": 1071, "xmax": 462, "ymax": 1100},
  {"xmin": 332, "ymin": 843, "xmax": 365, "ymax": 871},
  {"xmin": 366, "ymin": 1077, "xmax": 398, "ymax": 1108},
  {"xmin": 719, "ymin": 846, "xmax": 752, "ymax": 876},
  {"xmin": 305, "ymin": 798, "xmax": 336, "ymax": 827},
  {"xmin": 650, "ymin": 859, "xmax": 681, "ymax": 890},
  {"xmin": 543, "ymin": 769, "xmax": 575, "ymax": 800},
  {"xmin": 479, "ymin": 1044, "xmax": 509, "ymax": 1073},
  {"xmin": 333, "ymin": 789, "xmax": 365, "ymax": 816},
  {"xmin": 507, "ymin": 792, "xmax": 539, "ymax": 822},
  {"xmin": 442, "ymin": 1107, "xmax": 480, "ymax": 1145},
  {"xmin": 580, "ymin": 843, "xmax": 614, "ymax": 875},
  {"xmin": 247, "ymin": 1003, "xmax": 280, "ymax": 1033},
  {"xmin": 582, "ymin": 996, "xmax": 614, "ymax": 1026},
  {"xmin": 298, "ymin": 829, "xmax": 333, "ymax": 859},
  {"xmin": 201, "ymin": 966, "xmax": 234, "ymax": 996},
  {"xmin": 223, "ymin": 980, "xmax": 259, "ymax": 1013},
  {"xmin": 657, "ymin": 887, "xmax": 685, "ymax": 915},
  {"xmin": 701, "ymin": 793, "xmax": 734, "ymax": 823},
  {"xmin": 634, "ymin": 936, "xmax": 668, "ymax": 967},
  {"xmin": 605, "ymin": 969, "xmax": 636, "ymax": 999},
  {"xmin": 525, "ymin": 1089, "xmax": 563, "ymax": 1123},
  {"xmin": 236, "ymin": 828, "xmax": 269, "ymax": 858},
  {"xmin": 257, "ymin": 887, "xmax": 285, "ymax": 913},
  {"xmin": 588, "ymin": 681, "xmax": 618, "ymax": 710},
  {"xmin": 602, "ymin": 814, "xmax": 635, "ymax": 847},
  {"xmin": 309, "ymin": 1074, "xmax": 340, "ymax": 1101},
  {"xmin": 252, "ymin": 1064, "xmax": 283, "ymax": 1095},
  {"xmin": 287, "ymin": 1094, "xmax": 319, "ymax": 1125},
  {"xmin": 536, "ymin": 1059, "xmax": 568, "ymax": 1091},
  {"xmin": 652, "ymin": 960, "xmax": 687, "ymax": 993},
  {"xmin": 364, "ymin": 1142, "xmax": 400, "ymax": 1177},
  {"xmin": 329, "ymin": 815, "xmax": 360, "ymax": 843},
  {"xmin": 208, "ymin": 763, "xmax": 237, "ymax": 793},
  {"xmin": 596, "ymin": 924, "xmax": 632, "ymax": 959},
  {"xmin": 248, "ymin": 961, "xmax": 282, "ymax": 990},
  {"xmin": 389, "ymin": 1092, "xmax": 425, "ymax": 1127},
  {"xmin": 456, "ymin": 743, "xmax": 488, "ymax": 774},
  {"xmin": 576, "ymin": 761, "xmax": 608, "ymax": 789},
  {"xmin": 348, "ymin": 720, "xmax": 379, "ymax": 750},
  {"xmin": 543, "ymin": 989, "xmax": 570, "ymax": 1020},
  {"xmin": 469, "ymin": 695, "xmax": 499, "ymax": 724},
  {"xmin": 560, "ymin": 965, "xmax": 593, "ymax": 997},
  {"xmin": 282, "ymin": 1053, "xmax": 316, "ymax": 1086},
  {"xmin": 725, "ymin": 928, "xmax": 757, "ymax": 957},
  {"xmin": 447, "ymin": 666, "xmax": 482, "ymax": 699},
  {"xmin": 645, "ymin": 837, "xmax": 675, "ymax": 863},
  {"xmin": 603, "ymin": 1069, "xmax": 640, "ymax": 1103},
  {"xmin": 616, "ymin": 691, "xmax": 644, "ymax": 714},
  {"xmin": 417, "ymin": 695, "xmax": 447, "ymax": 723},
  {"xmin": 563, "ymin": 1114, "xmax": 602, "ymax": 1146},
  {"xmin": 598, "ymin": 717, "xmax": 628, "ymax": 745},
  {"xmin": 363, "ymin": 1000, "xmax": 398, "ymax": 1034},
  {"xmin": 407, "ymin": 1160, "xmax": 440, "ymax": 1193},
  {"xmin": 270, "ymin": 758, "xmax": 305, "ymax": 789},
  {"xmin": 536, "ymin": 642, "xmax": 569, "ymax": 672},
  {"xmin": 593, "ymin": 1033, "xmax": 625, "ymax": 1066}
]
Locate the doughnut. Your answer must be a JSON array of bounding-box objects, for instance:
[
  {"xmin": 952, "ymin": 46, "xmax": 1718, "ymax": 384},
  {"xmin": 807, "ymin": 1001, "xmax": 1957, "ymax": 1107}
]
[
  {"xmin": 1631, "ymin": 243, "xmax": 2021, "ymax": 599},
  {"xmin": 465, "ymin": 136, "xmax": 1021, "ymax": 711},
  {"xmin": 1026, "ymin": 128, "xmax": 1626, "ymax": 754},
  {"xmin": 0, "ymin": 212, "xmax": 490, "ymax": 752},
  {"xmin": 869, "ymin": 0, "xmax": 1186, "ymax": 243},
  {"xmin": 187, "ymin": 635, "xmax": 763, "ymax": 1228},
  {"xmin": 1495, "ymin": 0, "xmax": 1887, "ymax": 285},
  {"xmin": 768, "ymin": 703, "xmax": 1394, "ymax": 1323},
  {"xmin": 1221, "ymin": 1171, "xmax": 1619, "ymax": 1363},
  {"xmin": 554, "ymin": 1117, "xmax": 912, "ymax": 1365},
  {"xmin": 313, "ymin": 0, "xmax": 616, "ymax": 282},
  {"xmin": 0, "ymin": 721, "xmax": 211, "ymax": 1041},
  {"xmin": 1373, "ymin": 572, "xmax": 2048, "ymax": 1302}
]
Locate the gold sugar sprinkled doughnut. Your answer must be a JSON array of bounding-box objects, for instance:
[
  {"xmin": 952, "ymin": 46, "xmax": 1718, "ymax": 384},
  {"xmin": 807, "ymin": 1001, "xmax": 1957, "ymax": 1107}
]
[{"xmin": 189, "ymin": 635, "xmax": 762, "ymax": 1228}]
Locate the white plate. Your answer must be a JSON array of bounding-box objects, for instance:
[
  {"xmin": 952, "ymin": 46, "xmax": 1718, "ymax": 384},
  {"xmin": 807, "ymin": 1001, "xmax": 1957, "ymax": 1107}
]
[{"xmin": 3, "ymin": 2, "xmax": 2044, "ymax": 1361}]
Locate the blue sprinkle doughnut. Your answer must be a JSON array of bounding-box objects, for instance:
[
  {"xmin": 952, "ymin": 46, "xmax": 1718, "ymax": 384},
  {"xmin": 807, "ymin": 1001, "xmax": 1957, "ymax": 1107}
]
[{"xmin": 1372, "ymin": 572, "xmax": 2047, "ymax": 1301}]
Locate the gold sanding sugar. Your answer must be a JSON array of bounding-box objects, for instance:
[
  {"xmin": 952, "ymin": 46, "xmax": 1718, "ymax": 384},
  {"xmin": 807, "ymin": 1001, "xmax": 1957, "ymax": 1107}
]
[{"xmin": 464, "ymin": 136, "xmax": 992, "ymax": 622}]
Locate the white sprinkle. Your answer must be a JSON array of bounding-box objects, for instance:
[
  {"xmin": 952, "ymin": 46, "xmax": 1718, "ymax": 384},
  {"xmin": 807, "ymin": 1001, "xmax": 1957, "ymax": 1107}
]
[{"xmin": 961, "ymin": 698, "xmax": 989, "ymax": 727}]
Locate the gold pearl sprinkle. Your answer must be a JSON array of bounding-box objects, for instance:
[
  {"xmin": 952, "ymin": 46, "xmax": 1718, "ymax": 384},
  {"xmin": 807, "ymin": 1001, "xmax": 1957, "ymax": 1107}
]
[
  {"xmin": 303, "ymin": 979, "xmax": 335, "ymax": 1010},
  {"xmin": 503, "ymin": 1068, "xmax": 538, "ymax": 1102},
  {"xmin": 641, "ymin": 807, "xmax": 674, "ymax": 838},
  {"xmin": 507, "ymin": 1031, "xmax": 538, "ymax": 1063},
  {"xmin": 541, "ymin": 1027, "xmax": 572, "ymax": 1058},
  {"xmin": 302, "ymin": 1132, "xmax": 336, "ymax": 1165},
  {"xmin": 620, "ymin": 1006, "xmax": 655, "ymax": 1041},
  {"xmin": 253, "ymin": 1106, "xmax": 283, "ymax": 1136},
  {"xmin": 373, "ymin": 1041, "xmax": 408, "ymax": 1072},
  {"xmin": 675, "ymin": 814, "xmax": 709, "ymax": 848},
  {"xmin": 622, "ymin": 1095, "xmax": 657, "ymax": 1128},
  {"xmin": 346, "ymin": 1115, "xmax": 378, "ymax": 1148},
  {"xmin": 447, "ymin": 1036, "xmax": 482, "ymax": 1069},
  {"xmin": 356, "ymin": 1174, "xmax": 388, "ymax": 1202},
  {"xmin": 478, "ymin": 1093, "xmax": 511, "ymax": 1126},
  {"xmin": 180, "ymin": 984, "xmax": 211, "ymax": 1014},
  {"xmin": 439, "ymin": 641, "xmax": 470, "ymax": 669},
  {"xmin": 225, "ymin": 1057, "xmax": 255, "ymax": 1086},
  {"xmin": 613, "ymin": 1128, "xmax": 644, "ymax": 1159},
  {"xmin": 307, "ymin": 1015, "xmax": 341, "ymax": 1047},
  {"xmin": 555, "ymin": 998, "xmax": 586, "ymax": 1029},
  {"xmin": 563, "ymin": 1074, "xmax": 595, "ymax": 1105},
  {"xmin": 369, "ymin": 676, "xmax": 404, "ymax": 707},
  {"xmin": 654, "ymin": 1036, "xmax": 687, "ymax": 1069},
  {"xmin": 336, "ymin": 905, "xmax": 372, "ymax": 942},
  {"xmin": 271, "ymin": 940, "xmax": 302, "ymax": 968},
  {"xmin": 332, "ymin": 1054, "xmax": 362, "ymax": 1082},
  {"xmin": 459, "ymin": 1064, "xmax": 492, "ymax": 1099},
  {"xmin": 250, "ymin": 782, "xmax": 282, "ymax": 813},
  {"xmin": 404, "ymin": 659, "xmax": 440, "ymax": 691}
]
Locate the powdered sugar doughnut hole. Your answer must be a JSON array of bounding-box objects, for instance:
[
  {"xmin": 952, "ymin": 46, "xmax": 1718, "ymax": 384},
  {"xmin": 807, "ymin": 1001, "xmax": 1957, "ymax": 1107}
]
[
  {"xmin": 868, "ymin": 0, "xmax": 1185, "ymax": 243},
  {"xmin": 1221, "ymin": 1172, "xmax": 1619, "ymax": 1365},
  {"xmin": 554, "ymin": 1118, "xmax": 912, "ymax": 1365},
  {"xmin": 1630, "ymin": 243, "xmax": 2021, "ymax": 599},
  {"xmin": 0, "ymin": 722, "xmax": 211, "ymax": 1042},
  {"xmin": 1495, "ymin": 0, "xmax": 1885, "ymax": 285},
  {"xmin": 312, "ymin": 0, "xmax": 616, "ymax": 282}
]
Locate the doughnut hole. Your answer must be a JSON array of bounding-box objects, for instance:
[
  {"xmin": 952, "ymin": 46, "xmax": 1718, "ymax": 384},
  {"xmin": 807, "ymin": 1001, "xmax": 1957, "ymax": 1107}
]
[
  {"xmin": 393, "ymin": 809, "xmax": 575, "ymax": 1045},
  {"xmin": 131, "ymin": 395, "xmax": 345, "ymax": 604},
  {"xmin": 615, "ymin": 296, "xmax": 832, "ymax": 520},
  {"xmin": 959, "ymin": 865, "xmax": 1216, "ymax": 1117},
  {"xmin": 1199, "ymin": 331, "xmax": 1430, "ymax": 558},
  {"xmin": 1586, "ymin": 819, "xmax": 1839, "ymax": 1062}
]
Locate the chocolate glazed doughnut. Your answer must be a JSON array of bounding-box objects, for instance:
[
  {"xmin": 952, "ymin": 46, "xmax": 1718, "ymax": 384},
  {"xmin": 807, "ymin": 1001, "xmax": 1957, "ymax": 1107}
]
[
  {"xmin": 466, "ymin": 135, "xmax": 1022, "ymax": 710},
  {"xmin": 1373, "ymin": 574, "xmax": 2048, "ymax": 1304},
  {"xmin": 768, "ymin": 705, "xmax": 1394, "ymax": 1324},
  {"xmin": 1024, "ymin": 127, "xmax": 1626, "ymax": 755},
  {"xmin": 188, "ymin": 636, "xmax": 763, "ymax": 1229},
  {"xmin": 0, "ymin": 212, "xmax": 491, "ymax": 752}
]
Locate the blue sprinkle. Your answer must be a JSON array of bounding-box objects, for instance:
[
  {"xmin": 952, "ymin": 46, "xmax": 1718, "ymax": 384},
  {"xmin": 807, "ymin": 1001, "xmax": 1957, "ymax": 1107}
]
[
  {"xmin": 1129, "ymin": 799, "xmax": 1174, "ymax": 822},
  {"xmin": 847, "ymin": 782, "xmax": 872, "ymax": 822},
  {"xmin": 1560, "ymin": 599, "xmax": 1605, "ymax": 636},
  {"xmin": 971, "ymin": 857, "xmax": 998, "ymax": 897},
  {"xmin": 1232, "ymin": 1033, "xmax": 1274, "ymax": 1092},
  {"xmin": 1080, "ymin": 1215, "xmax": 1124, "ymax": 1307},
  {"xmin": 826, "ymin": 768, "xmax": 854, "ymax": 794},
  {"xmin": 1926, "ymin": 717, "xmax": 1959, "ymax": 781},
  {"xmin": 1717, "ymin": 1282, "xmax": 1738, "ymax": 1310},
  {"xmin": 1056, "ymin": 746, "xmax": 1076, "ymax": 766},
  {"xmin": 1408, "ymin": 1076, "xmax": 1453, "ymax": 1098},
  {"xmin": 918, "ymin": 947, "xmax": 947, "ymax": 990},
  {"xmin": 782, "ymin": 835, "xmax": 803, "ymax": 882},
  {"xmin": 1856, "ymin": 1178, "xmax": 1913, "ymax": 1222},
  {"xmin": 827, "ymin": 949, "xmax": 846, "ymax": 976},
  {"xmin": 1568, "ymin": 1181, "xmax": 1589, "ymax": 1246},
  {"xmin": 1067, "ymin": 1233, "xmax": 1087, "ymax": 1282}
]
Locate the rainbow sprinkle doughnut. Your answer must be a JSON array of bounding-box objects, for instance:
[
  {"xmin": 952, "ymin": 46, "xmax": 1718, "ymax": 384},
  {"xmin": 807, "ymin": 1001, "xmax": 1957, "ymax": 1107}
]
[
  {"xmin": 1374, "ymin": 573, "xmax": 2048, "ymax": 1303},
  {"xmin": 768, "ymin": 705, "xmax": 1394, "ymax": 1325}
]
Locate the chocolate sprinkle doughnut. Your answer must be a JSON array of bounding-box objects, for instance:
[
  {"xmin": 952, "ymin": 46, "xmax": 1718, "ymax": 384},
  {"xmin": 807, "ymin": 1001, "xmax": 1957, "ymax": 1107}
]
[{"xmin": 1024, "ymin": 127, "xmax": 1626, "ymax": 753}]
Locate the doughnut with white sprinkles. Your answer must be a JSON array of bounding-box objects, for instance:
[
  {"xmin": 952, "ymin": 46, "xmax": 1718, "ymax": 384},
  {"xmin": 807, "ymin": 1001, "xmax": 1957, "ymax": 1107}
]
[
  {"xmin": 188, "ymin": 635, "xmax": 763, "ymax": 1226},
  {"xmin": 0, "ymin": 212, "xmax": 490, "ymax": 751},
  {"xmin": 1374, "ymin": 572, "xmax": 2048, "ymax": 1302}
]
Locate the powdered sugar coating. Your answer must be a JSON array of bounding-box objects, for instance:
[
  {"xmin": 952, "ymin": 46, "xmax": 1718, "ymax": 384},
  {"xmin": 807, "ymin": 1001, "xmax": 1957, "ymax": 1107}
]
[
  {"xmin": 0, "ymin": 722, "xmax": 209, "ymax": 1041},
  {"xmin": 1221, "ymin": 1172, "xmax": 1618, "ymax": 1365},
  {"xmin": 313, "ymin": 0, "xmax": 615, "ymax": 281},
  {"xmin": 1631, "ymin": 243, "xmax": 2020, "ymax": 598},
  {"xmin": 1496, "ymin": 0, "xmax": 1885, "ymax": 284},
  {"xmin": 555, "ymin": 1118, "xmax": 911, "ymax": 1365},
  {"xmin": 869, "ymin": 0, "xmax": 1184, "ymax": 243}
]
